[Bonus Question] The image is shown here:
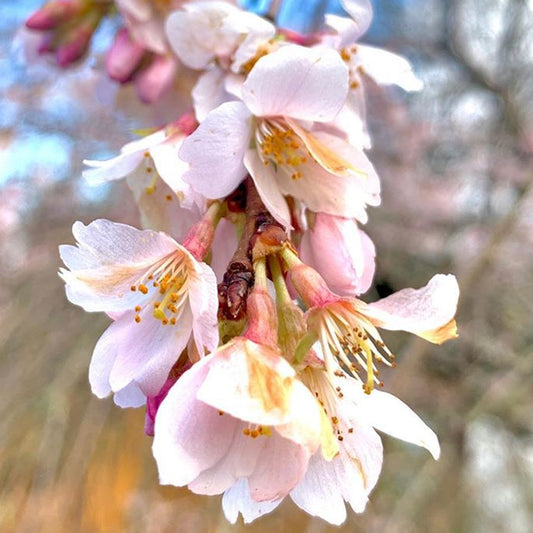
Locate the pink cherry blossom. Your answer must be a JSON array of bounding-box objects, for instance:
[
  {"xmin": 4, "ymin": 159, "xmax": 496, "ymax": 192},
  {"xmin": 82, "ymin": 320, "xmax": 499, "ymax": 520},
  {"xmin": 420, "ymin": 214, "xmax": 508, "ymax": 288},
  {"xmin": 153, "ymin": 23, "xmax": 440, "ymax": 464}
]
[
  {"xmin": 59, "ymin": 219, "xmax": 219, "ymax": 406},
  {"xmin": 221, "ymin": 363, "xmax": 441, "ymax": 525},
  {"xmin": 180, "ymin": 44, "xmax": 380, "ymax": 227},
  {"xmin": 284, "ymin": 251, "xmax": 459, "ymax": 392},
  {"xmin": 152, "ymin": 336, "xmax": 323, "ymax": 499}
]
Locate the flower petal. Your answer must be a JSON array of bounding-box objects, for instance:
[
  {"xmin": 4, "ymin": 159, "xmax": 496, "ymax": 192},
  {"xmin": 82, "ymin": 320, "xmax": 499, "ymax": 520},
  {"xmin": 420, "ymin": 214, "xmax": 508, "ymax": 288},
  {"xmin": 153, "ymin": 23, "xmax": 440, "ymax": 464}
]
[
  {"xmin": 197, "ymin": 339, "xmax": 296, "ymax": 426},
  {"xmin": 358, "ymin": 390, "xmax": 441, "ymax": 459},
  {"xmin": 109, "ymin": 305, "xmax": 193, "ymax": 397},
  {"xmin": 153, "ymin": 357, "xmax": 239, "ymax": 486},
  {"xmin": 192, "ymin": 67, "xmax": 233, "ymax": 122},
  {"xmin": 364, "ymin": 274, "xmax": 459, "ymax": 343},
  {"xmin": 59, "ymin": 220, "xmax": 180, "ymax": 313},
  {"xmin": 222, "ymin": 478, "xmax": 282, "ymax": 524},
  {"xmin": 188, "ymin": 262, "xmax": 220, "ymax": 354},
  {"xmin": 248, "ymin": 431, "xmax": 309, "ymax": 501},
  {"xmin": 340, "ymin": 0, "xmax": 373, "ymax": 38},
  {"xmin": 290, "ymin": 452, "xmax": 348, "ymax": 526},
  {"xmin": 244, "ymin": 148, "xmax": 291, "ymax": 228},
  {"xmin": 242, "ymin": 45, "xmax": 348, "ymax": 122},
  {"xmin": 180, "ymin": 101, "xmax": 251, "ymax": 198},
  {"xmin": 188, "ymin": 422, "xmax": 263, "ymax": 495},
  {"xmin": 165, "ymin": 2, "xmax": 240, "ymax": 69},
  {"xmin": 356, "ymin": 44, "xmax": 423, "ymax": 92}
]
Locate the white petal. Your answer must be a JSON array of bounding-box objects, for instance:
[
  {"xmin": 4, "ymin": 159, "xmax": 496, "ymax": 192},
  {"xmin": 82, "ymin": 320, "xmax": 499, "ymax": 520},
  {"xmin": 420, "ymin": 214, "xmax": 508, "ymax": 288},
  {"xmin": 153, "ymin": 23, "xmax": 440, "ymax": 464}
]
[
  {"xmin": 222, "ymin": 478, "xmax": 282, "ymax": 524},
  {"xmin": 356, "ymin": 45, "xmax": 423, "ymax": 92},
  {"xmin": 242, "ymin": 45, "xmax": 348, "ymax": 122},
  {"xmin": 83, "ymin": 152, "xmax": 143, "ymax": 185},
  {"xmin": 165, "ymin": 2, "xmax": 240, "ymax": 69},
  {"xmin": 192, "ymin": 67, "xmax": 233, "ymax": 122},
  {"xmin": 340, "ymin": 0, "xmax": 373, "ymax": 38},
  {"xmin": 180, "ymin": 101, "xmax": 252, "ymax": 198},
  {"xmin": 290, "ymin": 453, "xmax": 348, "ymax": 526},
  {"xmin": 244, "ymin": 149, "xmax": 291, "ymax": 228},
  {"xmin": 188, "ymin": 262, "xmax": 220, "ymax": 354},
  {"xmin": 359, "ymin": 390, "xmax": 441, "ymax": 459},
  {"xmin": 364, "ymin": 274, "xmax": 459, "ymax": 341}
]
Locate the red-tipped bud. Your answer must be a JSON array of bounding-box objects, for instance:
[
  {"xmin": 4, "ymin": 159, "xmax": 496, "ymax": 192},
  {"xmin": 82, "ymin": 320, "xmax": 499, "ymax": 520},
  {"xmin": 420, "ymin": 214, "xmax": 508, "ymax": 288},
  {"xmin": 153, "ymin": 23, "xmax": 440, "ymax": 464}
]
[
  {"xmin": 135, "ymin": 54, "xmax": 177, "ymax": 104},
  {"xmin": 26, "ymin": 0, "xmax": 83, "ymax": 31},
  {"xmin": 106, "ymin": 28, "xmax": 146, "ymax": 83}
]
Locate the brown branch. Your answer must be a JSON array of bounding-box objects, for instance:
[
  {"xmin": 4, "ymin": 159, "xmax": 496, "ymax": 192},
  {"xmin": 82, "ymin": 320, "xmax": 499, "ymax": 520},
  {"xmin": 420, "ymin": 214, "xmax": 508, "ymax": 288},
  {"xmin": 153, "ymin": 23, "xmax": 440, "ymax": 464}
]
[{"xmin": 217, "ymin": 177, "xmax": 285, "ymax": 320}]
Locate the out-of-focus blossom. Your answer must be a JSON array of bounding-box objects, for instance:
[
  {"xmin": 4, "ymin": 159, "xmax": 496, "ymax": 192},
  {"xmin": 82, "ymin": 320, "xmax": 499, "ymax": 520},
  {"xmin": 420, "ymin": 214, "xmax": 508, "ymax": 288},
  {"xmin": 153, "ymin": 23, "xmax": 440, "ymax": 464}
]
[
  {"xmin": 180, "ymin": 44, "xmax": 380, "ymax": 227},
  {"xmin": 25, "ymin": 0, "xmax": 111, "ymax": 67},
  {"xmin": 166, "ymin": 1, "xmax": 276, "ymax": 120},
  {"xmin": 83, "ymin": 114, "xmax": 205, "ymax": 236},
  {"xmin": 59, "ymin": 218, "xmax": 219, "ymax": 406}
]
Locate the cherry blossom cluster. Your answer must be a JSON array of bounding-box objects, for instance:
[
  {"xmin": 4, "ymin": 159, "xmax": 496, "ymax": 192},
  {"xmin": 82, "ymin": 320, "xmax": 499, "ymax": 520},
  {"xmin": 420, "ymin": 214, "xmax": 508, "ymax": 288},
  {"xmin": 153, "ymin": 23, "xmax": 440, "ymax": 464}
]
[{"xmin": 35, "ymin": 0, "xmax": 461, "ymax": 525}]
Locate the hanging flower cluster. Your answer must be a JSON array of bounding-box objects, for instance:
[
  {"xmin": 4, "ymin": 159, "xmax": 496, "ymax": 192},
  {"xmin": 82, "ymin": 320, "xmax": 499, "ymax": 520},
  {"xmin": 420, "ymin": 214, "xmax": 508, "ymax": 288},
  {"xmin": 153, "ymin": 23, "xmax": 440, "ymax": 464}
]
[{"xmin": 30, "ymin": 0, "xmax": 461, "ymax": 525}]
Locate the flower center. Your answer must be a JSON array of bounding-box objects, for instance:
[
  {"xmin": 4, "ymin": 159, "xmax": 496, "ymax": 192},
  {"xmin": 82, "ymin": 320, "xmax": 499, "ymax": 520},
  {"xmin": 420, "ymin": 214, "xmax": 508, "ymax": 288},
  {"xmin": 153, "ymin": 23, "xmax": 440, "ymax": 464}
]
[
  {"xmin": 256, "ymin": 120, "xmax": 309, "ymax": 180},
  {"xmin": 319, "ymin": 306, "xmax": 396, "ymax": 394},
  {"xmin": 130, "ymin": 252, "xmax": 190, "ymax": 325}
]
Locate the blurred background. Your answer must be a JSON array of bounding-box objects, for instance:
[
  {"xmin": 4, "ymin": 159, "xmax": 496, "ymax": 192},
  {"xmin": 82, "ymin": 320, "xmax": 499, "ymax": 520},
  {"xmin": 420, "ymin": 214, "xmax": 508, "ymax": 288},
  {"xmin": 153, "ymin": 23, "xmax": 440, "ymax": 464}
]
[{"xmin": 1, "ymin": 1, "xmax": 533, "ymax": 532}]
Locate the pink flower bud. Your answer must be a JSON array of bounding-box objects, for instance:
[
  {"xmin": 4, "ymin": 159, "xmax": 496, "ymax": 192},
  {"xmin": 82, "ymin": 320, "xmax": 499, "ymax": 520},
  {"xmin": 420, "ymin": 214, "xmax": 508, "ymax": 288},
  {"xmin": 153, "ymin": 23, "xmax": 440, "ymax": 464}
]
[
  {"xmin": 135, "ymin": 54, "xmax": 177, "ymax": 104},
  {"xmin": 299, "ymin": 213, "xmax": 376, "ymax": 297},
  {"xmin": 244, "ymin": 286, "xmax": 278, "ymax": 347},
  {"xmin": 56, "ymin": 28, "xmax": 92, "ymax": 66},
  {"xmin": 26, "ymin": 0, "xmax": 83, "ymax": 31},
  {"xmin": 106, "ymin": 28, "xmax": 146, "ymax": 82}
]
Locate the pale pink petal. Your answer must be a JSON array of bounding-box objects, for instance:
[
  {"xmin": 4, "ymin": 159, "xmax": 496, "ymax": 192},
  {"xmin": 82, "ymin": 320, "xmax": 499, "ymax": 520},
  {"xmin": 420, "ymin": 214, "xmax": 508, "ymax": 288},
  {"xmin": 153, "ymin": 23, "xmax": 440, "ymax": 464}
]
[
  {"xmin": 188, "ymin": 423, "xmax": 263, "ymax": 495},
  {"xmin": 248, "ymin": 431, "xmax": 309, "ymax": 501},
  {"xmin": 59, "ymin": 220, "xmax": 180, "ymax": 312},
  {"xmin": 113, "ymin": 381, "xmax": 146, "ymax": 408},
  {"xmin": 364, "ymin": 274, "xmax": 459, "ymax": 343},
  {"xmin": 242, "ymin": 45, "xmax": 348, "ymax": 122},
  {"xmin": 188, "ymin": 262, "xmax": 220, "ymax": 354},
  {"xmin": 83, "ymin": 151, "xmax": 144, "ymax": 185},
  {"xmin": 269, "ymin": 132, "xmax": 380, "ymax": 223},
  {"xmin": 125, "ymin": 172, "xmax": 203, "ymax": 241},
  {"xmin": 165, "ymin": 3, "xmax": 239, "ymax": 69},
  {"xmin": 121, "ymin": 129, "xmax": 167, "ymax": 155},
  {"xmin": 290, "ymin": 453, "xmax": 348, "ymax": 525},
  {"xmin": 358, "ymin": 230, "xmax": 376, "ymax": 295},
  {"xmin": 244, "ymin": 149, "xmax": 291, "ymax": 228},
  {"xmin": 197, "ymin": 339, "xmax": 296, "ymax": 426},
  {"xmin": 88, "ymin": 321, "xmax": 120, "ymax": 399},
  {"xmin": 148, "ymin": 136, "xmax": 190, "ymax": 194},
  {"xmin": 192, "ymin": 67, "xmax": 232, "ymax": 122},
  {"xmin": 356, "ymin": 44, "xmax": 423, "ymax": 92},
  {"xmin": 180, "ymin": 101, "xmax": 252, "ymax": 198},
  {"xmin": 275, "ymin": 381, "xmax": 322, "ymax": 455},
  {"xmin": 231, "ymin": 12, "xmax": 275, "ymax": 72},
  {"xmin": 358, "ymin": 390, "xmax": 441, "ymax": 459},
  {"xmin": 340, "ymin": 0, "xmax": 373, "ymax": 38},
  {"xmin": 210, "ymin": 218, "xmax": 239, "ymax": 282},
  {"xmin": 331, "ymin": 87, "xmax": 371, "ymax": 150},
  {"xmin": 153, "ymin": 357, "xmax": 239, "ymax": 486},
  {"xmin": 222, "ymin": 478, "xmax": 282, "ymax": 524},
  {"xmin": 109, "ymin": 305, "xmax": 193, "ymax": 397}
]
